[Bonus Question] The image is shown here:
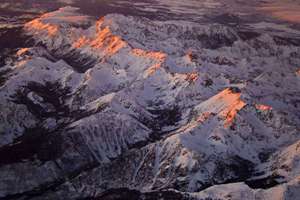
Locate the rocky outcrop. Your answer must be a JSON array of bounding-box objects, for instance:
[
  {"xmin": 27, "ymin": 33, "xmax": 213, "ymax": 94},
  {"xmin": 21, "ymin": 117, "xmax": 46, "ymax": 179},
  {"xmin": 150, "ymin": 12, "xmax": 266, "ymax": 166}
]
[{"xmin": 0, "ymin": 7, "xmax": 300, "ymax": 200}]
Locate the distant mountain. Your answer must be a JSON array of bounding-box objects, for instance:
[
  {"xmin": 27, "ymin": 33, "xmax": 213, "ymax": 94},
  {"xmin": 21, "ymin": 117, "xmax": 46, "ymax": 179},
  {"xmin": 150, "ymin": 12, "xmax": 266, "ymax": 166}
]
[{"xmin": 0, "ymin": 6, "xmax": 300, "ymax": 200}]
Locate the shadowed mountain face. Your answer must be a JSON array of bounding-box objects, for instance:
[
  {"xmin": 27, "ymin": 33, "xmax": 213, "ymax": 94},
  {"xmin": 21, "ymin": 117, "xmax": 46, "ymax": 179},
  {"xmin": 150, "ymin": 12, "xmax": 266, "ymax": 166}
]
[{"xmin": 0, "ymin": 2, "xmax": 300, "ymax": 200}]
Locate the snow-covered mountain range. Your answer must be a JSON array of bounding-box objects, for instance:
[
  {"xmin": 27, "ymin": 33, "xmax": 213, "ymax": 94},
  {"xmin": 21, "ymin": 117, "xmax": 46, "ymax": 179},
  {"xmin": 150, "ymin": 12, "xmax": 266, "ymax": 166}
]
[{"xmin": 0, "ymin": 6, "xmax": 300, "ymax": 200}]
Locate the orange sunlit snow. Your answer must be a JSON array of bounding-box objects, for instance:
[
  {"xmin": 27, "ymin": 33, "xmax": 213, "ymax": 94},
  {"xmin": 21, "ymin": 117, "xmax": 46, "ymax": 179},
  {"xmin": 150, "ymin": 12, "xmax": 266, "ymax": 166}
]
[
  {"xmin": 132, "ymin": 49, "xmax": 167, "ymax": 76},
  {"xmin": 25, "ymin": 19, "xmax": 59, "ymax": 37},
  {"xmin": 255, "ymin": 104, "xmax": 272, "ymax": 111},
  {"xmin": 217, "ymin": 88, "xmax": 246, "ymax": 128}
]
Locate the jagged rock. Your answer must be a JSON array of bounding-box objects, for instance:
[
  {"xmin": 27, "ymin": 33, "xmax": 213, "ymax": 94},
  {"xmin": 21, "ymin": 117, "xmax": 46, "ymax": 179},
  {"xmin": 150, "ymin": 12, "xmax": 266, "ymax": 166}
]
[{"xmin": 0, "ymin": 6, "xmax": 300, "ymax": 200}]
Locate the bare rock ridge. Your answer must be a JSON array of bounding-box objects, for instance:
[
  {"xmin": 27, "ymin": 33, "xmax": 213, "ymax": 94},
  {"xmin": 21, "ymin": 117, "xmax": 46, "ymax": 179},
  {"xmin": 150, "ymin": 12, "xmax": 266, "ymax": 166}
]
[{"xmin": 0, "ymin": 6, "xmax": 300, "ymax": 200}]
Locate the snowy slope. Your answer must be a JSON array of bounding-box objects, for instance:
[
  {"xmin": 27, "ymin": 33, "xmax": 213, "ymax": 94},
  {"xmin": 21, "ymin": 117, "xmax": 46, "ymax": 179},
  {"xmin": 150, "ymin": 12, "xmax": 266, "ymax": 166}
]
[{"xmin": 0, "ymin": 7, "xmax": 300, "ymax": 200}]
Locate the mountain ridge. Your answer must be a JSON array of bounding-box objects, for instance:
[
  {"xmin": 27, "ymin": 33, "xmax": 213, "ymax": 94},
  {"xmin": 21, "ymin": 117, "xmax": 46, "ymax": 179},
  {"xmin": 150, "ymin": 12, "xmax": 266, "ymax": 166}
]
[{"xmin": 0, "ymin": 6, "xmax": 300, "ymax": 200}]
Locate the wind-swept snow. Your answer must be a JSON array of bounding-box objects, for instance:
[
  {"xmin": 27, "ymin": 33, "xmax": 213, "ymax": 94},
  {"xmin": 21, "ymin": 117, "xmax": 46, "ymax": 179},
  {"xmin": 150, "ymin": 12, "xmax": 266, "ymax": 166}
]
[{"xmin": 0, "ymin": 7, "xmax": 300, "ymax": 200}]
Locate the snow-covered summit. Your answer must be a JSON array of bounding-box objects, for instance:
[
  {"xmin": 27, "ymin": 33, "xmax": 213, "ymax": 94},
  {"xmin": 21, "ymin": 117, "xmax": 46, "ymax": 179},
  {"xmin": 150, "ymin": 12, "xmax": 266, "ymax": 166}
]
[{"xmin": 0, "ymin": 7, "xmax": 300, "ymax": 200}]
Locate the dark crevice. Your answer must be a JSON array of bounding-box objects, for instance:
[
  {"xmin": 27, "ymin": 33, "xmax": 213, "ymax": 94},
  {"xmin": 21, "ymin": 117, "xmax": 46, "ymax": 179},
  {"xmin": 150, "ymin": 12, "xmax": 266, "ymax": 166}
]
[
  {"xmin": 0, "ymin": 126, "xmax": 65, "ymax": 166},
  {"xmin": 196, "ymin": 27, "xmax": 239, "ymax": 49},
  {"xmin": 148, "ymin": 106, "xmax": 182, "ymax": 131},
  {"xmin": 11, "ymin": 81, "xmax": 72, "ymax": 119},
  {"xmin": 0, "ymin": 67, "xmax": 12, "ymax": 87},
  {"xmin": 245, "ymin": 174, "xmax": 286, "ymax": 189},
  {"xmin": 32, "ymin": 41, "xmax": 98, "ymax": 73},
  {"xmin": 53, "ymin": 48, "xmax": 98, "ymax": 73},
  {"xmin": 0, "ymin": 161, "xmax": 100, "ymax": 200},
  {"xmin": 0, "ymin": 26, "xmax": 34, "ymax": 67},
  {"xmin": 273, "ymin": 36, "xmax": 300, "ymax": 46},
  {"xmin": 0, "ymin": 81, "xmax": 73, "ymax": 166},
  {"xmin": 238, "ymin": 30, "xmax": 261, "ymax": 41}
]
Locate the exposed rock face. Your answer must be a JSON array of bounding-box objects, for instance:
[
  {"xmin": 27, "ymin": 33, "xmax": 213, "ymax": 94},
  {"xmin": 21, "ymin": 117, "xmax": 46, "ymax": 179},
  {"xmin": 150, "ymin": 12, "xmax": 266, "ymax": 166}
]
[{"xmin": 0, "ymin": 6, "xmax": 300, "ymax": 200}]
